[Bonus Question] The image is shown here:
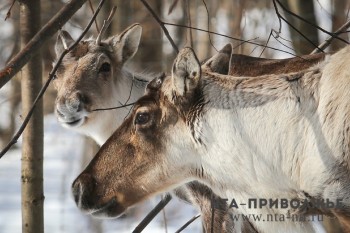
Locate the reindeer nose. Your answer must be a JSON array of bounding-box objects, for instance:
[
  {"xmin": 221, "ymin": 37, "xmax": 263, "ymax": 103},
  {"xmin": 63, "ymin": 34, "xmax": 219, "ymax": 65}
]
[
  {"xmin": 66, "ymin": 92, "xmax": 85, "ymax": 112},
  {"xmin": 72, "ymin": 173, "xmax": 96, "ymax": 209},
  {"xmin": 57, "ymin": 91, "xmax": 89, "ymax": 113}
]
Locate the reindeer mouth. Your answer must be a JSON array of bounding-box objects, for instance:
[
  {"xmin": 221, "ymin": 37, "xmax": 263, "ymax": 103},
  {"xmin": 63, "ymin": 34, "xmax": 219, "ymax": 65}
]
[
  {"xmin": 89, "ymin": 198, "xmax": 126, "ymax": 218},
  {"xmin": 58, "ymin": 117, "xmax": 86, "ymax": 128},
  {"xmin": 55, "ymin": 108, "xmax": 87, "ymax": 128},
  {"xmin": 65, "ymin": 118, "xmax": 85, "ymax": 126}
]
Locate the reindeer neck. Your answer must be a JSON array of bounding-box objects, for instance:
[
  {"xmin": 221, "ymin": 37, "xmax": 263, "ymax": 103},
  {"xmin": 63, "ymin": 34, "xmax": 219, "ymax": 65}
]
[
  {"xmin": 202, "ymin": 67, "xmax": 321, "ymax": 110},
  {"xmin": 195, "ymin": 68, "xmax": 324, "ymax": 197}
]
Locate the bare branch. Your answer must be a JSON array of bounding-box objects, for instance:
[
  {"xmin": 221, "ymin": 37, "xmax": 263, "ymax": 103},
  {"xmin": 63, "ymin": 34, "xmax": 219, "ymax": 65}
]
[
  {"xmin": 272, "ymin": 0, "xmax": 323, "ymax": 53},
  {"xmin": 185, "ymin": 0, "xmax": 193, "ymax": 48},
  {"xmin": 161, "ymin": 200, "xmax": 168, "ymax": 233},
  {"xmin": 259, "ymin": 30, "xmax": 274, "ymax": 57},
  {"xmin": 276, "ymin": 0, "xmax": 349, "ymax": 45},
  {"xmin": 132, "ymin": 194, "xmax": 172, "ymax": 233},
  {"xmin": 311, "ymin": 19, "xmax": 350, "ymax": 54},
  {"xmin": 0, "ymin": 0, "xmax": 107, "ymax": 158},
  {"xmin": 168, "ymin": 0, "xmax": 180, "ymax": 15},
  {"xmin": 0, "ymin": 0, "xmax": 89, "ymax": 89},
  {"xmin": 140, "ymin": 0, "xmax": 179, "ymax": 54},
  {"xmin": 201, "ymin": 0, "xmax": 217, "ymax": 52},
  {"xmin": 164, "ymin": 22, "xmax": 299, "ymax": 57},
  {"xmin": 88, "ymin": 0, "xmax": 100, "ymax": 32},
  {"xmin": 96, "ymin": 6, "xmax": 117, "ymax": 45},
  {"xmin": 4, "ymin": 0, "xmax": 16, "ymax": 21},
  {"xmin": 92, "ymin": 103, "xmax": 135, "ymax": 112},
  {"xmin": 174, "ymin": 214, "xmax": 201, "ymax": 233}
]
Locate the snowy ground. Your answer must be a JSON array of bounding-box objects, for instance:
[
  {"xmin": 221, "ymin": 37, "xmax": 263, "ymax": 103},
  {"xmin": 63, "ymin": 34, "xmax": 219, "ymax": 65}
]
[{"xmin": 0, "ymin": 115, "xmax": 201, "ymax": 233}]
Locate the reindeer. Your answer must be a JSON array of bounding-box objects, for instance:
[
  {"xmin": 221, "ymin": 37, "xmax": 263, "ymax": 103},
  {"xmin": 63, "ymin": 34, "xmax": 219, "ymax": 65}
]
[
  {"xmin": 54, "ymin": 24, "xmax": 327, "ymax": 232},
  {"xmin": 71, "ymin": 46, "xmax": 350, "ymax": 233}
]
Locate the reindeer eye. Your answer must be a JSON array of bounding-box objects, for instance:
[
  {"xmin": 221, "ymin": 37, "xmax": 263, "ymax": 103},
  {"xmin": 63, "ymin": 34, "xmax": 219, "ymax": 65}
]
[
  {"xmin": 98, "ymin": 62, "xmax": 111, "ymax": 73},
  {"xmin": 135, "ymin": 112, "xmax": 150, "ymax": 125}
]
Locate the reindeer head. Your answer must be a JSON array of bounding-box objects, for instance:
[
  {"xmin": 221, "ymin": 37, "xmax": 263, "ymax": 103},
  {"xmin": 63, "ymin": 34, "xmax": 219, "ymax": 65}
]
[
  {"xmin": 71, "ymin": 48, "xmax": 209, "ymax": 217},
  {"xmin": 53, "ymin": 24, "xmax": 142, "ymax": 143}
]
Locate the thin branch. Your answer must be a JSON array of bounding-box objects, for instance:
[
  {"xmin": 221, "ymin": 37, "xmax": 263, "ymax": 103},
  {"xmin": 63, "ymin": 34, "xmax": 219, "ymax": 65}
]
[
  {"xmin": 271, "ymin": 30, "xmax": 295, "ymax": 51},
  {"xmin": 88, "ymin": 0, "xmax": 100, "ymax": 32},
  {"xmin": 201, "ymin": 0, "xmax": 217, "ymax": 52},
  {"xmin": 272, "ymin": 0, "xmax": 323, "ymax": 53},
  {"xmin": 123, "ymin": 76, "xmax": 135, "ymax": 120},
  {"xmin": 0, "ymin": 0, "xmax": 106, "ymax": 158},
  {"xmin": 4, "ymin": 0, "xmax": 16, "ymax": 21},
  {"xmin": 168, "ymin": 0, "xmax": 180, "ymax": 15},
  {"xmin": 132, "ymin": 194, "xmax": 172, "ymax": 233},
  {"xmin": 311, "ymin": 19, "xmax": 350, "ymax": 54},
  {"xmin": 164, "ymin": 22, "xmax": 299, "ymax": 57},
  {"xmin": 174, "ymin": 214, "xmax": 201, "ymax": 233},
  {"xmin": 96, "ymin": 6, "xmax": 117, "ymax": 45},
  {"xmin": 276, "ymin": 0, "xmax": 349, "ymax": 45},
  {"xmin": 92, "ymin": 102, "xmax": 135, "ymax": 112},
  {"xmin": 233, "ymin": 36, "xmax": 259, "ymax": 51},
  {"xmin": 0, "ymin": 0, "xmax": 89, "ymax": 89},
  {"xmin": 140, "ymin": 0, "xmax": 179, "ymax": 54},
  {"xmin": 186, "ymin": 0, "xmax": 193, "ymax": 48},
  {"xmin": 161, "ymin": 197, "xmax": 168, "ymax": 233},
  {"xmin": 259, "ymin": 30, "xmax": 274, "ymax": 57}
]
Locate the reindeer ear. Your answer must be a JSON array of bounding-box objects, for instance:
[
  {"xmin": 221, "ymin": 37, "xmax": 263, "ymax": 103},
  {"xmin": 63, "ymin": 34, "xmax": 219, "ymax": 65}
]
[
  {"xmin": 107, "ymin": 23, "xmax": 142, "ymax": 63},
  {"xmin": 171, "ymin": 47, "xmax": 201, "ymax": 97},
  {"xmin": 203, "ymin": 43, "xmax": 232, "ymax": 75},
  {"xmin": 55, "ymin": 30, "xmax": 75, "ymax": 57}
]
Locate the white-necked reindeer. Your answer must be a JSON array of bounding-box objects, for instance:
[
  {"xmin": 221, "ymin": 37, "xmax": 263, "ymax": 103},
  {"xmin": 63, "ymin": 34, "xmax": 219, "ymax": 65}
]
[
  {"xmin": 53, "ymin": 24, "xmax": 145, "ymax": 145},
  {"xmin": 71, "ymin": 46, "xmax": 350, "ymax": 233}
]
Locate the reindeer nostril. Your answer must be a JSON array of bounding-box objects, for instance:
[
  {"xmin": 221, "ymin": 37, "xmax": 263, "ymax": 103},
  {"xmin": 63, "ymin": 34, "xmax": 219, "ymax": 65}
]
[
  {"xmin": 56, "ymin": 108, "xmax": 65, "ymax": 117},
  {"xmin": 72, "ymin": 173, "xmax": 96, "ymax": 209},
  {"xmin": 72, "ymin": 179, "xmax": 82, "ymax": 205},
  {"xmin": 75, "ymin": 92, "xmax": 90, "ymax": 112}
]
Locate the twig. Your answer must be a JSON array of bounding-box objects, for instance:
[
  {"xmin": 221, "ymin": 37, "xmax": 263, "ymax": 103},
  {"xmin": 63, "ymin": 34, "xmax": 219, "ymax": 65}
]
[
  {"xmin": 164, "ymin": 22, "xmax": 299, "ymax": 57},
  {"xmin": 185, "ymin": 0, "xmax": 193, "ymax": 48},
  {"xmin": 132, "ymin": 194, "xmax": 172, "ymax": 233},
  {"xmin": 311, "ymin": 19, "xmax": 350, "ymax": 54},
  {"xmin": 0, "ymin": 0, "xmax": 107, "ymax": 158},
  {"xmin": 0, "ymin": 0, "xmax": 89, "ymax": 89},
  {"xmin": 140, "ymin": 0, "xmax": 179, "ymax": 54},
  {"xmin": 201, "ymin": 0, "xmax": 217, "ymax": 52},
  {"xmin": 168, "ymin": 0, "xmax": 180, "ymax": 15},
  {"xmin": 92, "ymin": 102, "xmax": 135, "ymax": 112},
  {"xmin": 174, "ymin": 214, "xmax": 201, "ymax": 233},
  {"xmin": 276, "ymin": 0, "xmax": 349, "ymax": 45},
  {"xmin": 4, "ymin": 0, "xmax": 16, "ymax": 21},
  {"xmin": 259, "ymin": 30, "xmax": 274, "ymax": 57},
  {"xmin": 272, "ymin": 0, "xmax": 323, "ymax": 53},
  {"xmin": 96, "ymin": 6, "xmax": 117, "ymax": 45},
  {"xmin": 88, "ymin": 0, "xmax": 100, "ymax": 32},
  {"xmin": 161, "ymin": 196, "xmax": 168, "ymax": 233}
]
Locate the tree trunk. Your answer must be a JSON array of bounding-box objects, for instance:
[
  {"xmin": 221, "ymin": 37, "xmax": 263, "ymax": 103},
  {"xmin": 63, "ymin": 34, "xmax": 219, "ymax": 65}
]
[
  {"xmin": 133, "ymin": 0, "xmax": 163, "ymax": 72},
  {"xmin": 330, "ymin": 0, "xmax": 349, "ymax": 52},
  {"xmin": 228, "ymin": 0, "xmax": 244, "ymax": 54},
  {"xmin": 280, "ymin": 0, "xmax": 319, "ymax": 55},
  {"xmin": 19, "ymin": 0, "xmax": 44, "ymax": 233}
]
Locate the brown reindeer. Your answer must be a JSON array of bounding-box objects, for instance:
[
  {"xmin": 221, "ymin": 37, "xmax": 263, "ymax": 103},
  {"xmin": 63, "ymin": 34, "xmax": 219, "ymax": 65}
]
[{"xmin": 69, "ymin": 42, "xmax": 346, "ymax": 232}]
